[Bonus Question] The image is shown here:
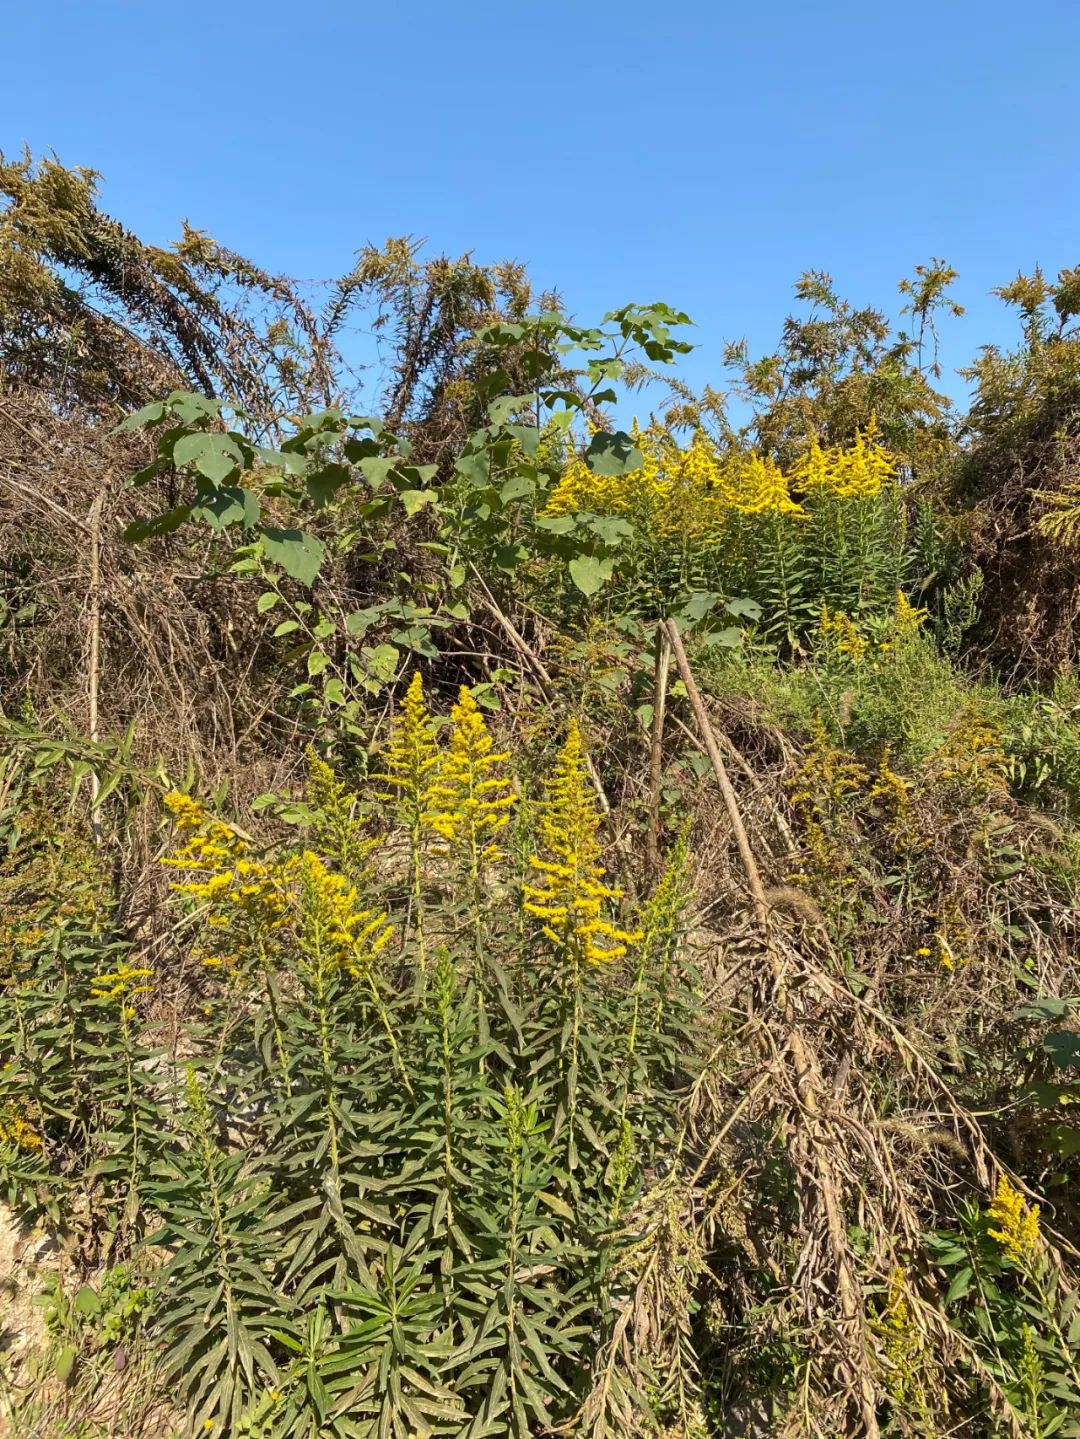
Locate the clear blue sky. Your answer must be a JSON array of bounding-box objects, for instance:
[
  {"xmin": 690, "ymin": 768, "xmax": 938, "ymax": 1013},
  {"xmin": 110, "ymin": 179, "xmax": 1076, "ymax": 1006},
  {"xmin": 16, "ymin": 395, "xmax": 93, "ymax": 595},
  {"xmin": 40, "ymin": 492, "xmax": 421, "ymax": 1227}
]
[{"xmin": 4, "ymin": 0, "xmax": 1078, "ymax": 413}]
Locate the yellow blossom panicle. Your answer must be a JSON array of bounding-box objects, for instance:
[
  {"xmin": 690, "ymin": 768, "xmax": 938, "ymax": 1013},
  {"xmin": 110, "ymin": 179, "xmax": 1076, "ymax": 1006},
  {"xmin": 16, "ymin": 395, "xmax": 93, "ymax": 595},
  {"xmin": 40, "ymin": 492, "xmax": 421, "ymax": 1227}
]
[
  {"xmin": 931, "ymin": 709, "xmax": 1008, "ymax": 792},
  {"xmin": 0, "ymin": 1069, "xmax": 42, "ymax": 1153},
  {"xmin": 523, "ymin": 721, "xmax": 640, "ymax": 966},
  {"xmin": 293, "ymin": 851, "xmax": 392, "ymax": 982},
  {"xmin": 544, "ymin": 424, "xmax": 893, "ymax": 544},
  {"xmin": 374, "ymin": 671, "xmax": 441, "ymax": 972},
  {"xmin": 305, "ymin": 748, "xmax": 376, "ymax": 881},
  {"xmin": 792, "ymin": 420, "xmax": 896, "ymax": 501},
  {"xmin": 89, "ymin": 964, "xmax": 154, "ymax": 1003},
  {"xmin": 819, "ymin": 605, "xmax": 869, "ymax": 666},
  {"xmin": 988, "ymin": 1175, "xmax": 1042, "ymax": 1266},
  {"xmin": 895, "ymin": 590, "xmax": 929, "ymax": 634},
  {"xmin": 424, "ymin": 687, "xmax": 515, "ymax": 868},
  {"xmin": 162, "ymin": 790, "xmax": 209, "ymax": 833},
  {"xmin": 375, "ymin": 672, "xmax": 442, "ymax": 825},
  {"xmin": 162, "ymin": 794, "xmax": 286, "ymax": 966}
]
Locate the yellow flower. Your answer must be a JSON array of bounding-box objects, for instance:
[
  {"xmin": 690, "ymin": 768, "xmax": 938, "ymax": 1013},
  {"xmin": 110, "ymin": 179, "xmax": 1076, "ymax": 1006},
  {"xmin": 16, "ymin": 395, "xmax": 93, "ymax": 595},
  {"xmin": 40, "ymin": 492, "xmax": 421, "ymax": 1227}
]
[
  {"xmin": 375, "ymin": 672, "xmax": 441, "ymax": 826},
  {"xmin": 306, "ymin": 748, "xmax": 375, "ymax": 880},
  {"xmin": 163, "ymin": 790, "xmax": 208, "ymax": 833},
  {"xmin": 523, "ymin": 721, "xmax": 640, "ymax": 966},
  {"xmin": 819, "ymin": 605, "xmax": 868, "ymax": 666},
  {"xmin": 294, "ymin": 851, "xmax": 392, "ymax": 981},
  {"xmin": 89, "ymin": 964, "xmax": 154, "ymax": 1002},
  {"xmin": 895, "ymin": 590, "xmax": 928, "ymax": 633},
  {"xmin": 0, "ymin": 1092, "xmax": 43, "ymax": 1152},
  {"xmin": 988, "ymin": 1175, "xmax": 1041, "ymax": 1265},
  {"xmin": 792, "ymin": 420, "xmax": 896, "ymax": 501},
  {"xmin": 424, "ymin": 687, "xmax": 515, "ymax": 868}
]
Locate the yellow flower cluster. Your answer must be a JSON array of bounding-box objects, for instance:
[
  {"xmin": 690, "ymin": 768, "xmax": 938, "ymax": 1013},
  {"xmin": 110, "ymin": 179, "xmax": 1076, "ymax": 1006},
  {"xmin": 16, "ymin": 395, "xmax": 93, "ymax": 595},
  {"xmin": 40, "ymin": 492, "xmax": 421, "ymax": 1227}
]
[
  {"xmin": 425, "ymin": 687, "xmax": 515, "ymax": 867},
  {"xmin": 306, "ymin": 749, "xmax": 375, "ymax": 881},
  {"xmin": 0, "ymin": 1065, "xmax": 42, "ymax": 1152},
  {"xmin": 295, "ymin": 850, "xmax": 392, "ymax": 981},
  {"xmin": 988, "ymin": 1174, "xmax": 1042, "ymax": 1266},
  {"xmin": 523, "ymin": 721, "xmax": 640, "ymax": 966},
  {"xmin": 819, "ymin": 605, "xmax": 869, "ymax": 665},
  {"xmin": 931, "ymin": 711, "xmax": 1008, "ymax": 792},
  {"xmin": 89, "ymin": 964, "xmax": 154, "ymax": 1003},
  {"xmin": 789, "ymin": 422, "xmax": 895, "ymax": 501},
  {"xmin": 0, "ymin": 1100, "xmax": 42, "ymax": 1152},
  {"xmin": 543, "ymin": 423, "xmax": 896, "ymax": 541},
  {"xmin": 163, "ymin": 791, "xmax": 285, "ymax": 949},
  {"xmin": 375, "ymin": 672, "xmax": 442, "ymax": 826},
  {"xmin": 163, "ymin": 792, "xmax": 393, "ymax": 982},
  {"xmin": 894, "ymin": 590, "xmax": 928, "ymax": 634}
]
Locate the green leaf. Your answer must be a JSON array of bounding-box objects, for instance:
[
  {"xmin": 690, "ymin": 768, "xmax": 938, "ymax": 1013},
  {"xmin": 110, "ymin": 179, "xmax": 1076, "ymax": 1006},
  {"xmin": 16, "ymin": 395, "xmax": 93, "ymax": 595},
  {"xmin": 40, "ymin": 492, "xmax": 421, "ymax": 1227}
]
[
  {"xmin": 488, "ymin": 394, "xmax": 532, "ymax": 424},
  {"xmin": 167, "ymin": 391, "xmax": 221, "ymax": 424},
  {"xmin": 1015, "ymin": 998, "xmax": 1075, "ymax": 1022},
  {"xmin": 568, "ymin": 555, "xmax": 613, "ymax": 596},
  {"xmin": 585, "ymin": 430, "xmax": 643, "ymax": 477},
  {"xmin": 115, "ymin": 400, "xmax": 166, "ymax": 432},
  {"xmin": 257, "ymin": 591, "xmax": 280, "ymax": 614},
  {"xmin": 702, "ymin": 627, "xmax": 744, "ymax": 649},
  {"xmin": 305, "ymin": 462, "xmax": 351, "ymax": 507},
  {"xmin": 55, "ymin": 1345, "xmax": 77, "ymax": 1384},
  {"xmin": 122, "ymin": 506, "xmax": 192, "ymax": 542},
  {"xmin": 726, "ymin": 595, "xmax": 763, "ymax": 621},
  {"xmin": 678, "ymin": 591, "xmax": 722, "ymax": 623},
  {"xmin": 260, "ymin": 528, "xmax": 326, "ymax": 585},
  {"xmin": 500, "ymin": 474, "xmax": 536, "ymax": 505},
  {"xmin": 75, "ymin": 1285, "xmax": 101, "ymax": 1317},
  {"xmin": 1045, "ymin": 1031, "xmax": 1080, "ymax": 1071},
  {"xmin": 400, "ymin": 490, "xmax": 436, "ymax": 517},
  {"xmin": 362, "ymin": 644, "xmax": 399, "ymax": 682},
  {"xmin": 307, "ymin": 650, "xmax": 330, "ymax": 677},
  {"xmin": 945, "ymin": 1267, "xmax": 973, "ymax": 1304},
  {"xmin": 192, "ymin": 486, "xmax": 260, "ymax": 531},
  {"xmin": 173, "ymin": 432, "xmax": 244, "ymax": 484},
  {"xmin": 359, "ymin": 457, "xmax": 399, "ymax": 487}
]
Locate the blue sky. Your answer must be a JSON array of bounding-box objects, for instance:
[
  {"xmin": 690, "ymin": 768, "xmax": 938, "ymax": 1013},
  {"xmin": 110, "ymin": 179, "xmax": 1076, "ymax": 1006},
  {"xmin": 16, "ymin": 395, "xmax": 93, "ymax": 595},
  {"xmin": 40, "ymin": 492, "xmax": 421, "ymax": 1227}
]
[{"xmin": 4, "ymin": 0, "xmax": 1078, "ymax": 415}]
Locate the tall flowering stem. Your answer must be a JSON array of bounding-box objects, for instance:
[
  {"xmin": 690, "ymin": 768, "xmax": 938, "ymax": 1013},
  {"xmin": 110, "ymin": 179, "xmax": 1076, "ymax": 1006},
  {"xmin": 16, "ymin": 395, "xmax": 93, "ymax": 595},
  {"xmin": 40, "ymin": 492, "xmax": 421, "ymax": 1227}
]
[
  {"xmin": 375, "ymin": 673, "xmax": 440, "ymax": 978},
  {"xmin": 162, "ymin": 790, "xmax": 292, "ymax": 1093},
  {"xmin": 425, "ymin": 686, "xmax": 515, "ymax": 963},
  {"xmin": 523, "ymin": 721, "xmax": 640, "ymax": 1168}
]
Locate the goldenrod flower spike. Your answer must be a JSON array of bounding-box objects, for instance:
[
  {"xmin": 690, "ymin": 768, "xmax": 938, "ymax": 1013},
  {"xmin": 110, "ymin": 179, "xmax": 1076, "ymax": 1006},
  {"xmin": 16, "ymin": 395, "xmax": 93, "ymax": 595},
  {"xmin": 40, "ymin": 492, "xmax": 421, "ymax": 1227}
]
[
  {"xmin": 0, "ymin": 1083, "xmax": 43, "ymax": 1152},
  {"xmin": 988, "ymin": 1174, "xmax": 1042, "ymax": 1266},
  {"xmin": 294, "ymin": 850, "xmax": 392, "ymax": 981},
  {"xmin": 374, "ymin": 671, "xmax": 440, "ymax": 973},
  {"xmin": 425, "ymin": 686, "xmax": 515, "ymax": 863},
  {"xmin": 523, "ymin": 720, "xmax": 640, "ymax": 966},
  {"xmin": 375, "ymin": 672, "xmax": 441, "ymax": 820}
]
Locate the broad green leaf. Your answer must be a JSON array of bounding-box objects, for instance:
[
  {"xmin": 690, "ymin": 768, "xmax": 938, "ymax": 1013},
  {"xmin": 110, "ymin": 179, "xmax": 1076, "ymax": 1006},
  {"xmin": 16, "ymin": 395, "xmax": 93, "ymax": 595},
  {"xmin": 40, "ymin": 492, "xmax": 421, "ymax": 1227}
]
[
  {"xmin": 726, "ymin": 595, "xmax": 763, "ymax": 620},
  {"xmin": 260, "ymin": 527, "xmax": 326, "ymax": 585},
  {"xmin": 400, "ymin": 490, "xmax": 436, "ymax": 517},
  {"xmin": 362, "ymin": 643, "xmax": 399, "ymax": 682},
  {"xmin": 192, "ymin": 486, "xmax": 260, "ymax": 531},
  {"xmin": 702, "ymin": 627, "xmax": 744, "ymax": 649},
  {"xmin": 1045, "ymin": 1031, "xmax": 1080, "ymax": 1070},
  {"xmin": 173, "ymin": 432, "xmax": 244, "ymax": 484},
  {"xmin": 568, "ymin": 555, "xmax": 613, "ymax": 596},
  {"xmin": 122, "ymin": 505, "xmax": 192, "ymax": 542},
  {"xmin": 585, "ymin": 430, "xmax": 643, "ymax": 476},
  {"xmin": 115, "ymin": 400, "xmax": 166, "ymax": 432},
  {"xmin": 75, "ymin": 1285, "xmax": 101, "ymax": 1317}
]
